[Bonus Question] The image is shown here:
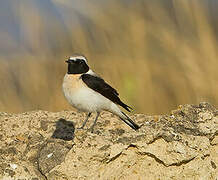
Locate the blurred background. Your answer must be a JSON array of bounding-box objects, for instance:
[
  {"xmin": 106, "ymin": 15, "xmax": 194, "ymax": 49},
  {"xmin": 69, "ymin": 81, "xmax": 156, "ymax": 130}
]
[{"xmin": 0, "ymin": 0, "xmax": 218, "ymax": 115}]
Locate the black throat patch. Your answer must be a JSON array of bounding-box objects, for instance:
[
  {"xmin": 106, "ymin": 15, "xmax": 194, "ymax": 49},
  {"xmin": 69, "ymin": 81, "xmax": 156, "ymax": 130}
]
[{"xmin": 67, "ymin": 59, "xmax": 89, "ymax": 74}]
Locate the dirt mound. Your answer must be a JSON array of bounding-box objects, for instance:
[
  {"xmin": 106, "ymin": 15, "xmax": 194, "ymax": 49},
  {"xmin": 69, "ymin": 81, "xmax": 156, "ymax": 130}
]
[{"xmin": 0, "ymin": 102, "xmax": 217, "ymax": 179}]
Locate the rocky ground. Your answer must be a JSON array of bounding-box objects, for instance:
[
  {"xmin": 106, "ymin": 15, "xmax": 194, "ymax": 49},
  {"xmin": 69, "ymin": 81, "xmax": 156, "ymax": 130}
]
[{"xmin": 0, "ymin": 102, "xmax": 217, "ymax": 180}]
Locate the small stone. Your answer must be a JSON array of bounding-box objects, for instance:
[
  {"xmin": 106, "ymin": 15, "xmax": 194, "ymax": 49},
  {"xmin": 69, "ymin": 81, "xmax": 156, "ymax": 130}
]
[{"xmin": 10, "ymin": 163, "xmax": 17, "ymax": 170}]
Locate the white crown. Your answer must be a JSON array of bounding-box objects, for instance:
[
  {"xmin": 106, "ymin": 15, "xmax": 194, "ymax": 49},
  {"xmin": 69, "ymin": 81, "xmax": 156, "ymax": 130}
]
[{"xmin": 69, "ymin": 55, "xmax": 87, "ymax": 63}]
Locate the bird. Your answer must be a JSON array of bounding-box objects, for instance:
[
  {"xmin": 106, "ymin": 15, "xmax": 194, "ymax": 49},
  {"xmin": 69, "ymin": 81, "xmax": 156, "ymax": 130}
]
[{"xmin": 62, "ymin": 55, "xmax": 140, "ymax": 132}]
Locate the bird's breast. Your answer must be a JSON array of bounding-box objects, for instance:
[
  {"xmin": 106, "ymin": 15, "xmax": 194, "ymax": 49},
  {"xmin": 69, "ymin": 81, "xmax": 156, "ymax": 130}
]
[
  {"xmin": 62, "ymin": 73, "xmax": 91, "ymax": 111},
  {"xmin": 62, "ymin": 73, "xmax": 83, "ymax": 93},
  {"xmin": 62, "ymin": 73, "xmax": 114, "ymax": 112}
]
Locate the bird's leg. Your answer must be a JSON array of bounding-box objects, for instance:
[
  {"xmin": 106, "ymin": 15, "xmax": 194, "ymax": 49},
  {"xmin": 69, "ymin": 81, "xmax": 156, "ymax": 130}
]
[
  {"xmin": 90, "ymin": 112, "xmax": 100, "ymax": 133},
  {"xmin": 78, "ymin": 112, "xmax": 91, "ymax": 129}
]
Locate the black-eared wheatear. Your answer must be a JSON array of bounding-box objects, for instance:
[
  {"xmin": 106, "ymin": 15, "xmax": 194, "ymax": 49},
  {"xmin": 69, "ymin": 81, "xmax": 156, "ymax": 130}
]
[{"xmin": 62, "ymin": 55, "xmax": 140, "ymax": 132}]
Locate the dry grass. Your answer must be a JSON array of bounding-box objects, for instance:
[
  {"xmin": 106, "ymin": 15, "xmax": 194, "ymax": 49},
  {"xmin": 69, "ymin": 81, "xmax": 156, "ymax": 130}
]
[{"xmin": 0, "ymin": 1, "xmax": 217, "ymax": 114}]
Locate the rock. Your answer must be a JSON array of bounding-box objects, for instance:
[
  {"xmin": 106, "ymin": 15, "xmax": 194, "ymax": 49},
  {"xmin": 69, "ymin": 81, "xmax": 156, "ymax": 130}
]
[
  {"xmin": 0, "ymin": 103, "xmax": 217, "ymax": 179},
  {"xmin": 38, "ymin": 139, "xmax": 73, "ymax": 175}
]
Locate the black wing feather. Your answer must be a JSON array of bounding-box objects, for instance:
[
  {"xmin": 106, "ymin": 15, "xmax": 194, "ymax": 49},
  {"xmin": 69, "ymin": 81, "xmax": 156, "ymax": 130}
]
[{"xmin": 81, "ymin": 74, "xmax": 132, "ymax": 112}]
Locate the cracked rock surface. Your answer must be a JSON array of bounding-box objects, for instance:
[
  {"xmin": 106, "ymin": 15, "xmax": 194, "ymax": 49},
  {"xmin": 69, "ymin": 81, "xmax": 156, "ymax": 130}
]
[{"xmin": 0, "ymin": 102, "xmax": 217, "ymax": 179}]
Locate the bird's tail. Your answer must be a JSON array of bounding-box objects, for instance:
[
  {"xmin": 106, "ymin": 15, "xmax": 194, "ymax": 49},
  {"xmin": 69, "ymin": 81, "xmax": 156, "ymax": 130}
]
[
  {"xmin": 120, "ymin": 111, "xmax": 140, "ymax": 130},
  {"xmin": 120, "ymin": 102, "xmax": 133, "ymax": 112}
]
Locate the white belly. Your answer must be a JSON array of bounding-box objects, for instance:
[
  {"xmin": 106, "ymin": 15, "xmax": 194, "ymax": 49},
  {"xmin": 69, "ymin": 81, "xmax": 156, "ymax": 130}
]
[{"xmin": 62, "ymin": 74, "xmax": 114, "ymax": 112}]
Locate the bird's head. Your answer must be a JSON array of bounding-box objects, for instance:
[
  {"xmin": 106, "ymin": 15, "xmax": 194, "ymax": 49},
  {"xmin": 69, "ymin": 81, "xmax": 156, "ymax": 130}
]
[{"xmin": 65, "ymin": 55, "xmax": 89, "ymax": 74}]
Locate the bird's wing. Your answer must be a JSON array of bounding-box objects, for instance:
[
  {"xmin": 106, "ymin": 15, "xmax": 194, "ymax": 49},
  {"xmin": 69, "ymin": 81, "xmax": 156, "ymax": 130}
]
[{"xmin": 81, "ymin": 73, "xmax": 132, "ymax": 112}]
